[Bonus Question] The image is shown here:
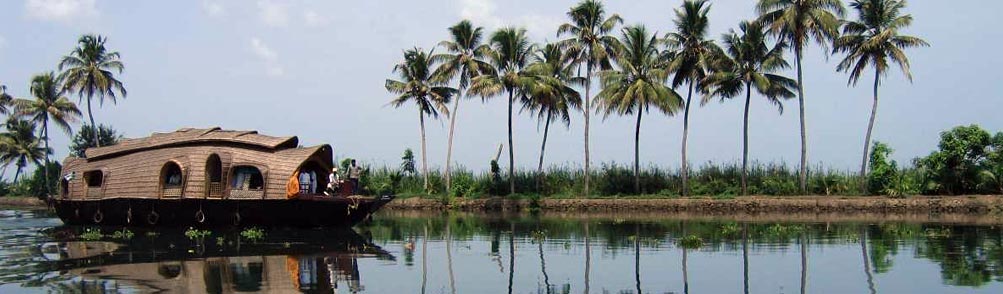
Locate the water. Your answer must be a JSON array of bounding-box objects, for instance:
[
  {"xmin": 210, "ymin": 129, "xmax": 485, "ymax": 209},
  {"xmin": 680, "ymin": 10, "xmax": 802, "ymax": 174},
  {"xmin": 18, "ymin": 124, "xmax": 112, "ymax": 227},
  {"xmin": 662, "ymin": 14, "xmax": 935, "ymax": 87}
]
[{"xmin": 1, "ymin": 208, "xmax": 1002, "ymax": 293}]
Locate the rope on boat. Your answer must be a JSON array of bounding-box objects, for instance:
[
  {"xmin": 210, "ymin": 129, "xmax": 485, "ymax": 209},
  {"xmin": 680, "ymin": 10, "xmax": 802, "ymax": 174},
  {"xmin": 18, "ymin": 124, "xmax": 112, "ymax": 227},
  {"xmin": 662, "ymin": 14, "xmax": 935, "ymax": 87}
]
[
  {"xmin": 126, "ymin": 204, "xmax": 133, "ymax": 225},
  {"xmin": 346, "ymin": 196, "xmax": 360, "ymax": 215}
]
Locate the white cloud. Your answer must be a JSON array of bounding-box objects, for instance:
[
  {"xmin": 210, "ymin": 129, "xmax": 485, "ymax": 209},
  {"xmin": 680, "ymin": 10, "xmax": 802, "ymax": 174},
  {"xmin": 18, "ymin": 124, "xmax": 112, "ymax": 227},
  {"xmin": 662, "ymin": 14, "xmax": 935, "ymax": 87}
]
[
  {"xmin": 257, "ymin": 0, "xmax": 289, "ymax": 27},
  {"xmin": 458, "ymin": 0, "xmax": 560, "ymax": 39},
  {"xmin": 24, "ymin": 0, "xmax": 98, "ymax": 22},
  {"xmin": 249, "ymin": 37, "xmax": 284, "ymax": 77},
  {"xmin": 202, "ymin": 0, "xmax": 224, "ymax": 17},
  {"xmin": 303, "ymin": 10, "xmax": 327, "ymax": 27}
]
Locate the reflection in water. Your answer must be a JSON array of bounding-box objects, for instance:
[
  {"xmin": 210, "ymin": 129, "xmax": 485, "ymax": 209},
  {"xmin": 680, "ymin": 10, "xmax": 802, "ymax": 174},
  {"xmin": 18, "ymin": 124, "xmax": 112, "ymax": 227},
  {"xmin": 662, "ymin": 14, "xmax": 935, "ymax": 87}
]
[{"xmin": 4, "ymin": 209, "xmax": 1003, "ymax": 293}]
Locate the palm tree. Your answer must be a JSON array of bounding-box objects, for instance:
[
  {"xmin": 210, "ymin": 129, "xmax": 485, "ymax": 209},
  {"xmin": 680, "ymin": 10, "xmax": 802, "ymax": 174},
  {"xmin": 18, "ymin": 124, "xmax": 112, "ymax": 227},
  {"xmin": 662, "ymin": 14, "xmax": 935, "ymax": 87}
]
[
  {"xmin": 704, "ymin": 21, "xmax": 797, "ymax": 195},
  {"xmin": 558, "ymin": 0, "xmax": 622, "ymax": 197},
  {"xmin": 385, "ymin": 48, "xmax": 457, "ymax": 192},
  {"xmin": 524, "ymin": 43, "xmax": 582, "ymax": 192},
  {"xmin": 757, "ymin": 0, "xmax": 845, "ymax": 193},
  {"xmin": 0, "ymin": 84, "xmax": 13, "ymax": 117},
  {"xmin": 58, "ymin": 34, "xmax": 126, "ymax": 148},
  {"xmin": 469, "ymin": 28, "xmax": 535, "ymax": 195},
  {"xmin": 0, "ymin": 118, "xmax": 49, "ymax": 183},
  {"xmin": 16, "ymin": 72, "xmax": 82, "ymax": 195},
  {"xmin": 434, "ymin": 20, "xmax": 493, "ymax": 191},
  {"xmin": 665, "ymin": 0, "xmax": 720, "ymax": 196},
  {"xmin": 833, "ymin": 0, "xmax": 928, "ymax": 193},
  {"xmin": 597, "ymin": 25, "xmax": 682, "ymax": 194}
]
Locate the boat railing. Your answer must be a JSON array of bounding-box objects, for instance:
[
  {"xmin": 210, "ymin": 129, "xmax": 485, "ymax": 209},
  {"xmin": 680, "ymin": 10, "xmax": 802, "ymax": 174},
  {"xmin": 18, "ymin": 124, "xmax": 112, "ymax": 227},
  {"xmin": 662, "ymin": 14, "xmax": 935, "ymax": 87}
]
[
  {"xmin": 162, "ymin": 187, "xmax": 183, "ymax": 198},
  {"xmin": 208, "ymin": 182, "xmax": 224, "ymax": 198},
  {"xmin": 229, "ymin": 189, "xmax": 264, "ymax": 199}
]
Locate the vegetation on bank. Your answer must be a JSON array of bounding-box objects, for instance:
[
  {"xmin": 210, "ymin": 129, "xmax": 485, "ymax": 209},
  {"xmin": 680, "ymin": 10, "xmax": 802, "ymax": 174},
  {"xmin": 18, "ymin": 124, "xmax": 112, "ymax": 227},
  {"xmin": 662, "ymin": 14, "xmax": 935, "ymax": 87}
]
[{"xmin": 355, "ymin": 124, "xmax": 1003, "ymax": 199}]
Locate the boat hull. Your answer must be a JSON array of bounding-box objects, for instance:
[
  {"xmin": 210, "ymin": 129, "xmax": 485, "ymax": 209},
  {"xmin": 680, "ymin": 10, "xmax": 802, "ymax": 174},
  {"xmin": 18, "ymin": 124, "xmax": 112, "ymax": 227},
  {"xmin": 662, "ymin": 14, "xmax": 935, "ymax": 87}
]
[{"xmin": 52, "ymin": 195, "xmax": 393, "ymax": 228}]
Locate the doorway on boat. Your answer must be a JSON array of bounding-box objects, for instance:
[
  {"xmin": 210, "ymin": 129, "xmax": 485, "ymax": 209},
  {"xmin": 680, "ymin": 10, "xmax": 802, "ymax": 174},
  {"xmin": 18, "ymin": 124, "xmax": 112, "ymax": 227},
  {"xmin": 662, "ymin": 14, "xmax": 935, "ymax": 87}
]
[
  {"xmin": 205, "ymin": 154, "xmax": 224, "ymax": 198},
  {"xmin": 296, "ymin": 161, "xmax": 330, "ymax": 195},
  {"xmin": 83, "ymin": 170, "xmax": 104, "ymax": 199},
  {"xmin": 59, "ymin": 178, "xmax": 70, "ymax": 199},
  {"xmin": 160, "ymin": 161, "xmax": 185, "ymax": 198},
  {"xmin": 230, "ymin": 166, "xmax": 264, "ymax": 198}
]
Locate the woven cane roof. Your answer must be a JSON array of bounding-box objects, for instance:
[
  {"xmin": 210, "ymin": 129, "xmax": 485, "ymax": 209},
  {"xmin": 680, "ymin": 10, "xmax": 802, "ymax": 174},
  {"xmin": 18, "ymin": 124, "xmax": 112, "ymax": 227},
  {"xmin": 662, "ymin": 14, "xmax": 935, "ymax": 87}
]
[{"xmin": 85, "ymin": 127, "xmax": 299, "ymax": 160}]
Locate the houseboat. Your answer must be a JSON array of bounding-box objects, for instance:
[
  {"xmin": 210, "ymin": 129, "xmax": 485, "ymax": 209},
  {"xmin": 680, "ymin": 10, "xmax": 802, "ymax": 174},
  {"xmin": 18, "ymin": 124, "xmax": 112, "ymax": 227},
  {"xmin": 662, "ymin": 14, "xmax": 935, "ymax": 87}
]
[{"xmin": 53, "ymin": 127, "xmax": 393, "ymax": 227}]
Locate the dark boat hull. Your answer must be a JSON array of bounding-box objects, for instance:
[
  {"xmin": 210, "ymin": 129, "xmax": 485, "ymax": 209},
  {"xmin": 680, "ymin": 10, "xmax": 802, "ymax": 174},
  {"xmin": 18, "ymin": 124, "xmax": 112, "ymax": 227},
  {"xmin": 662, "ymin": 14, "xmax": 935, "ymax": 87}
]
[{"xmin": 52, "ymin": 195, "xmax": 393, "ymax": 227}]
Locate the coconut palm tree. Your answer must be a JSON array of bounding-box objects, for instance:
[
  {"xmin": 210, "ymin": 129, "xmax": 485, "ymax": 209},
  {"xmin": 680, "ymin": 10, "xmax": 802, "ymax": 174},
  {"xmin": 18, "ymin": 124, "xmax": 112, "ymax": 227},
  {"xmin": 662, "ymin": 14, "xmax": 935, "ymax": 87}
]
[
  {"xmin": 434, "ymin": 20, "xmax": 494, "ymax": 191},
  {"xmin": 597, "ymin": 25, "xmax": 682, "ymax": 194},
  {"xmin": 703, "ymin": 21, "xmax": 797, "ymax": 195},
  {"xmin": 0, "ymin": 84, "xmax": 13, "ymax": 117},
  {"xmin": 0, "ymin": 118, "xmax": 49, "ymax": 183},
  {"xmin": 524, "ymin": 43, "xmax": 582, "ymax": 192},
  {"xmin": 756, "ymin": 0, "xmax": 845, "ymax": 193},
  {"xmin": 558, "ymin": 0, "xmax": 622, "ymax": 197},
  {"xmin": 833, "ymin": 0, "xmax": 928, "ymax": 193},
  {"xmin": 58, "ymin": 34, "xmax": 126, "ymax": 148},
  {"xmin": 385, "ymin": 48, "xmax": 457, "ymax": 192},
  {"xmin": 16, "ymin": 72, "xmax": 82, "ymax": 195},
  {"xmin": 665, "ymin": 0, "xmax": 720, "ymax": 196},
  {"xmin": 468, "ymin": 28, "xmax": 536, "ymax": 195}
]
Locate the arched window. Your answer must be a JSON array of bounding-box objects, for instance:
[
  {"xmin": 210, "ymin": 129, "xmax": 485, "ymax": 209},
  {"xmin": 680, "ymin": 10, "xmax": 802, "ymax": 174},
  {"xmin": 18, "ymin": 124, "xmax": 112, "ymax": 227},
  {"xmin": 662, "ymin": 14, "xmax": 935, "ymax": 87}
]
[
  {"xmin": 229, "ymin": 166, "xmax": 264, "ymax": 199},
  {"xmin": 206, "ymin": 154, "xmax": 223, "ymax": 198},
  {"xmin": 296, "ymin": 161, "xmax": 330, "ymax": 195},
  {"xmin": 160, "ymin": 161, "xmax": 184, "ymax": 198}
]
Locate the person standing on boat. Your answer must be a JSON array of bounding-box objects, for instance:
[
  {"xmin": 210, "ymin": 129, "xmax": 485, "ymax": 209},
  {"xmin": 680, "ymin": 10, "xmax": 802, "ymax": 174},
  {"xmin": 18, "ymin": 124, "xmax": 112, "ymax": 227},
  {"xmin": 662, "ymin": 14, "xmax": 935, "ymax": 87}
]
[{"xmin": 349, "ymin": 160, "xmax": 362, "ymax": 195}]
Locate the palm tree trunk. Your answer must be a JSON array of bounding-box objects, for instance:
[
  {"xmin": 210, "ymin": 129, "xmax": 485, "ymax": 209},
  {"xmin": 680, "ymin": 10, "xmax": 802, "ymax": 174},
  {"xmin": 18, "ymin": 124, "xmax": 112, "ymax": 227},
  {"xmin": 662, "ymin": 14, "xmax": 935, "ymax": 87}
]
[
  {"xmin": 796, "ymin": 51, "xmax": 808, "ymax": 194},
  {"xmin": 859, "ymin": 69, "xmax": 881, "ymax": 194},
  {"xmin": 507, "ymin": 90, "xmax": 515, "ymax": 195},
  {"xmin": 419, "ymin": 112, "xmax": 430, "ymax": 192},
  {"xmin": 583, "ymin": 67, "xmax": 592, "ymax": 198},
  {"xmin": 86, "ymin": 97, "xmax": 100, "ymax": 148},
  {"xmin": 445, "ymin": 93, "xmax": 463, "ymax": 191},
  {"xmin": 634, "ymin": 110, "xmax": 643, "ymax": 194},
  {"xmin": 42, "ymin": 120, "xmax": 51, "ymax": 196},
  {"xmin": 14, "ymin": 165, "xmax": 22, "ymax": 183},
  {"xmin": 860, "ymin": 226, "xmax": 876, "ymax": 294},
  {"xmin": 537, "ymin": 113, "xmax": 552, "ymax": 193},
  {"xmin": 742, "ymin": 83, "xmax": 752, "ymax": 196},
  {"xmin": 682, "ymin": 82, "xmax": 694, "ymax": 196}
]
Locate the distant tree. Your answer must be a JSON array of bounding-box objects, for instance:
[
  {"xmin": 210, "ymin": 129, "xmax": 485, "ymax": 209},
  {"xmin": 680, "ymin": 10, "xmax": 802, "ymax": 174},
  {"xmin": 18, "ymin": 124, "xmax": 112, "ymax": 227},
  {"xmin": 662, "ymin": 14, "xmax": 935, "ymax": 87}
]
[
  {"xmin": 386, "ymin": 48, "xmax": 457, "ymax": 192},
  {"xmin": 400, "ymin": 148, "xmax": 417, "ymax": 176},
  {"xmin": 833, "ymin": 0, "xmax": 928, "ymax": 192},
  {"xmin": 0, "ymin": 118, "xmax": 49, "ymax": 183},
  {"xmin": 25, "ymin": 161, "xmax": 61, "ymax": 198},
  {"xmin": 69, "ymin": 124, "xmax": 121, "ymax": 158},
  {"xmin": 17, "ymin": 72, "xmax": 82, "ymax": 195},
  {"xmin": 917, "ymin": 125, "xmax": 993, "ymax": 195},
  {"xmin": 59, "ymin": 34, "xmax": 127, "ymax": 147}
]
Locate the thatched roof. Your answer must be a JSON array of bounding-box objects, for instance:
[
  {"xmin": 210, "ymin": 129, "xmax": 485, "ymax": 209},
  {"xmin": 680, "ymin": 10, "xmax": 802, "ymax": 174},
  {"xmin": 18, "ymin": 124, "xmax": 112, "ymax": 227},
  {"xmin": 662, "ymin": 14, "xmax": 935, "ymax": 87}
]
[{"xmin": 85, "ymin": 127, "xmax": 299, "ymax": 160}]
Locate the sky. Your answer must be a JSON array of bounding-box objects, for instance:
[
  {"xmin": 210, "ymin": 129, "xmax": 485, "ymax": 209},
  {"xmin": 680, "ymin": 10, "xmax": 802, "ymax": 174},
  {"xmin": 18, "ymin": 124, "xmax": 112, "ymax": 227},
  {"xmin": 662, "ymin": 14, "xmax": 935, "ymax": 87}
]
[{"xmin": 0, "ymin": 0, "xmax": 1001, "ymax": 173}]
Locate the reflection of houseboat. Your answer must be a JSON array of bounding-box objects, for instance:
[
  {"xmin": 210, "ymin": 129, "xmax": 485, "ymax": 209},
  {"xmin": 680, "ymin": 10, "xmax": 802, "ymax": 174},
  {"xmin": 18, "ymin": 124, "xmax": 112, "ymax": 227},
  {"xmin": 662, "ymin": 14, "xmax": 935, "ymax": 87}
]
[{"xmin": 53, "ymin": 127, "xmax": 393, "ymax": 227}]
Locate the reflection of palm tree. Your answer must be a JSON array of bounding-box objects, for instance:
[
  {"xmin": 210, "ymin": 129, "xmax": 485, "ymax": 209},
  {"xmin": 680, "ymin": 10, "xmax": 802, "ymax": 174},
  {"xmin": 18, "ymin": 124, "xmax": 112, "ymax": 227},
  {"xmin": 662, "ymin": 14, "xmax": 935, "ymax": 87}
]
[
  {"xmin": 508, "ymin": 222, "xmax": 516, "ymax": 294},
  {"xmin": 538, "ymin": 229, "xmax": 552, "ymax": 294},
  {"xmin": 682, "ymin": 223, "xmax": 690, "ymax": 294},
  {"xmin": 743, "ymin": 223, "xmax": 750, "ymax": 294},
  {"xmin": 800, "ymin": 233, "xmax": 808, "ymax": 294},
  {"xmin": 583, "ymin": 222, "xmax": 591, "ymax": 294},
  {"xmin": 635, "ymin": 223, "xmax": 642, "ymax": 294},
  {"xmin": 421, "ymin": 225, "xmax": 428, "ymax": 294},
  {"xmin": 447, "ymin": 220, "xmax": 456, "ymax": 294},
  {"xmin": 861, "ymin": 226, "xmax": 876, "ymax": 294}
]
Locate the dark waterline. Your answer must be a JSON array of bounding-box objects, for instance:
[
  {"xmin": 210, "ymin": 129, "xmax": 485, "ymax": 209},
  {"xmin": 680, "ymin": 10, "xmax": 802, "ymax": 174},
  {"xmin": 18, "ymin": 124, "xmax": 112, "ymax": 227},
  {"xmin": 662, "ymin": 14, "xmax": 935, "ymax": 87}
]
[{"xmin": 1, "ymin": 208, "xmax": 1003, "ymax": 293}]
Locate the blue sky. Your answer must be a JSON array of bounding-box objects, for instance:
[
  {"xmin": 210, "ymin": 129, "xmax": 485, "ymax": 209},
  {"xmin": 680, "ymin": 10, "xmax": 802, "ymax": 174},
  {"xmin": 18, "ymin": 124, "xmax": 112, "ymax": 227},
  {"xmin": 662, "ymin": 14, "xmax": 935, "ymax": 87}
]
[{"xmin": 0, "ymin": 0, "xmax": 1000, "ymax": 172}]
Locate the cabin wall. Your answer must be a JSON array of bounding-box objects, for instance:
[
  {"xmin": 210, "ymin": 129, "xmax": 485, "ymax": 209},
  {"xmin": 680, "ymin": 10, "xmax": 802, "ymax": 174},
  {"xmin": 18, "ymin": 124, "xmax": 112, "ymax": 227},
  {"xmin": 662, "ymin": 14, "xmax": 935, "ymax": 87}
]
[{"xmin": 62, "ymin": 145, "xmax": 331, "ymax": 200}]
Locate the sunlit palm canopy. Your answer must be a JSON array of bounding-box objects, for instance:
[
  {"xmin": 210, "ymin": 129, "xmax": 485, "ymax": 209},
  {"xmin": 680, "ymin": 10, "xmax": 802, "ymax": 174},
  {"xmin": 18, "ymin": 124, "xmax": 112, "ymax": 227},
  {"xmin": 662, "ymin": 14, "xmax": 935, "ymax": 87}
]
[
  {"xmin": 756, "ymin": 0, "xmax": 846, "ymax": 54},
  {"xmin": 385, "ymin": 48, "xmax": 457, "ymax": 118},
  {"xmin": 664, "ymin": 0, "xmax": 722, "ymax": 89},
  {"xmin": 833, "ymin": 0, "xmax": 929, "ymax": 85},
  {"xmin": 16, "ymin": 72, "xmax": 82, "ymax": 135},
  {"xmin": 432, "ymin": 20, "xmax": 496, "ymax": 89},
  {"xmin": 524, "ymin": 43, "xmax": 584, "ymax": 126},
  {"xmin": 467, "ymin": 28, "xmax": 537, "ymax": 101},
  {"xmin": 58, "ymin": 34, "xmax": 127, "ymax": 104},
  {"xmin": 704, "ymin": 21, "xmax": 798, "ymax": 111},
  {"xmin": 597, "ymin": 25, "xmax": 682, "ymax": 118},
  {"xmin": 557, "ymin": 0, "xmax": 623, "ymax": 71}
]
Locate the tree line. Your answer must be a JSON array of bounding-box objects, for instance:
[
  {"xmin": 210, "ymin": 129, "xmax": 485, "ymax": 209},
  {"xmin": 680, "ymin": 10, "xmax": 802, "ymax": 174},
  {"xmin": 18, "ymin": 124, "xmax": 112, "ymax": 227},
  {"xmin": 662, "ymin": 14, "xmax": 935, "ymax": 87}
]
[
  {"xmin": 0, "ymin": 35, "xmax": 125, "ymax": 197},
  {"xmin": 385, "ymin": 0, "xmax": 928, "ymax": 196}
]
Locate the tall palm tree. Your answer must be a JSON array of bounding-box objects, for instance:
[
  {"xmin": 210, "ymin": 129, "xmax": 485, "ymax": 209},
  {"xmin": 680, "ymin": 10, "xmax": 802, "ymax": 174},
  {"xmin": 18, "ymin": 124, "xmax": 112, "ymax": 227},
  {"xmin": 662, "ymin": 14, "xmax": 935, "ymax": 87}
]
[
  {"xmin": 469, "ymin": 28, "xmax": 535, "ymax": 195},
  {"xmin": 665, "ymin": 0, "xmax": 720, "ymax": 196},
  {"xmin": 385, "ymin": 48, "xmax": 457, "ymax": 192},
  {"xmin": 558, "ymin": 0, "xmax": 622, "ymax": 197},
  {"xmin": 833, "ymin": 0, "xmax": 928, "ymax": 192},
  {"xmin": 58, "ymin": 34, "xmax": 126, "ymax": 148},
  {"xmin": 16, "ymin": 72, "xmax": 82, "ymax": 195},
  {"xmin": 704, "ymin": 21, "xmax": 797, "ymax": 195},
  {"xmin": 757, "ymin": 0, "xmax": 845, "ymax": 193},
  {"xmin": 434, "ymin": 20, "xmax": 494, "ymax": 191},
  {"xmin": 524, "ymin": 43, "xmax": 582, "ymax": 192},
  {"xmin": 0, "ymin": 118, "xmax": 49, "ymax": 183},
  {"xmin": 597, "ymin": 25, "xmax": 682, "ymax": 194}
]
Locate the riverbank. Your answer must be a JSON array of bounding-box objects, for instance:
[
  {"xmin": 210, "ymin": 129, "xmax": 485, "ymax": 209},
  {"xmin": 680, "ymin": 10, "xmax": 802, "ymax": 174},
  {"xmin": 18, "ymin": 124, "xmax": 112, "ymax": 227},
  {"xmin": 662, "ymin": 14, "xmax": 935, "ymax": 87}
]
[
  {"xmin": 0, "ymin": 196, "xmax": 45, "ymax": 208},
  {"xmin": 385, "ymin": 195, "xmax": 1003, "ymax": 215}
]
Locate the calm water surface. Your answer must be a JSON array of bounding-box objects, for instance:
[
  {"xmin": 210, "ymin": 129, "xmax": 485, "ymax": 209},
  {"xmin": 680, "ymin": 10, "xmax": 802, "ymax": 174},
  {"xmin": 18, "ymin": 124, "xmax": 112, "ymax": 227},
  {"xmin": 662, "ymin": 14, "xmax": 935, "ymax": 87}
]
[{"xmin": 1, "ymin": 208, "xmax": 1002, "ymax": 293}]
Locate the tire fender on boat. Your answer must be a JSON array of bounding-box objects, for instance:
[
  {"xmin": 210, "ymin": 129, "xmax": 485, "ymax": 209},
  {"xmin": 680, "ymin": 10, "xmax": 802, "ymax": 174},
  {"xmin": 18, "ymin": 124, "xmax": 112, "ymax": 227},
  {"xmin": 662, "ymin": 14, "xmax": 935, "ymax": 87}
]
[
  {"xmin": 92, "ymin": 210, "xmax": 104, "ymax": 224},
  {"xmin": 195, "ymin": 209, "xmax": 206, "ymax": 223},
  {"xmin": 148, "ymin": 210, "xmax": 160, "ymax": 225}
]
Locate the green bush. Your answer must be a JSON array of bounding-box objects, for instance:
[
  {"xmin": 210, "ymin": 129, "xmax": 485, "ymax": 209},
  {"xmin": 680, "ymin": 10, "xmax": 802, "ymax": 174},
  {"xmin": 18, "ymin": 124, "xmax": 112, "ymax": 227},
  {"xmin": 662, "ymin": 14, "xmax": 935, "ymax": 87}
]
[{"xmin": 869, "ymin": 142, "xmax": 898, "ymax": 195}]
